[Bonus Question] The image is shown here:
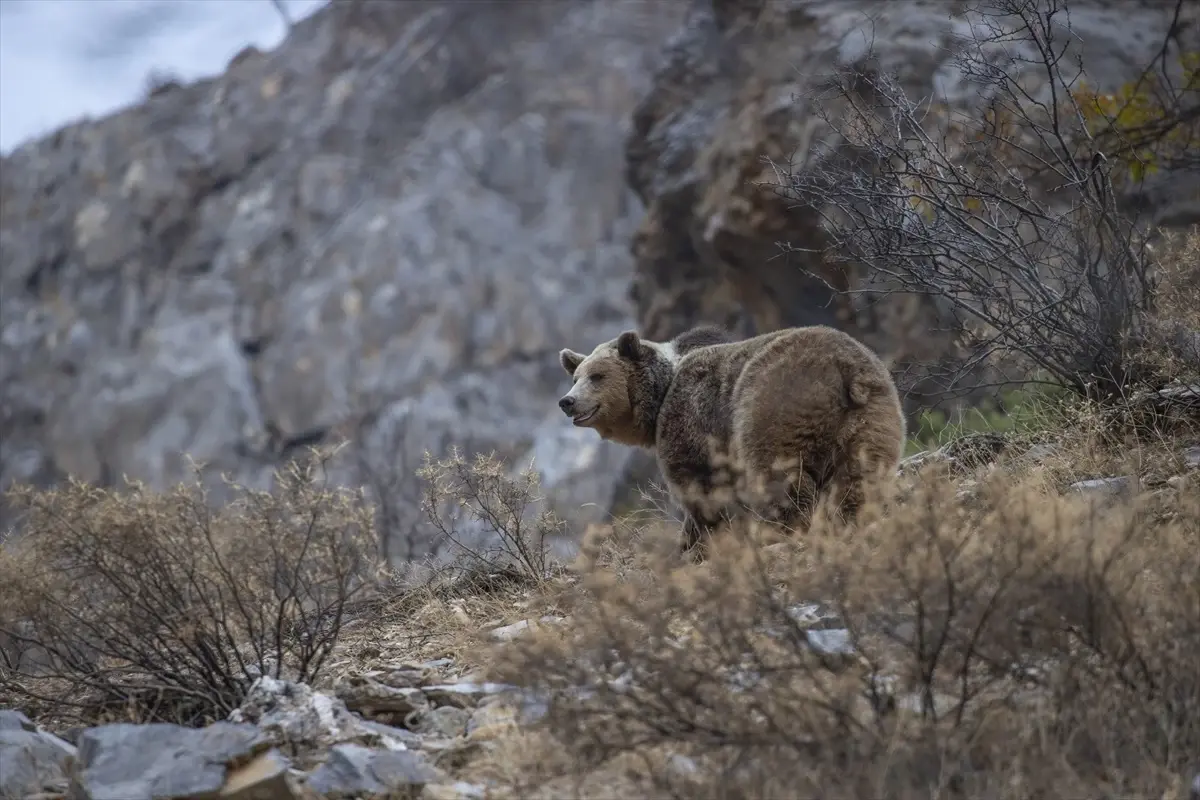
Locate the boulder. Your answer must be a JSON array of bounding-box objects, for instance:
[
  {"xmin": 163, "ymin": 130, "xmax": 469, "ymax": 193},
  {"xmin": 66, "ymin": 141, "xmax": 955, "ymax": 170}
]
[
  {"xmin": 68, "ymin": 722, "xmax": 268, "ymax": 800},
  {"xmin": 0, "ymin": 710, "xmax": 77, "ymax": 799},
  {"xmin": 305, "ymin": 744, "xmax": 441, "ymax": 798},
  {"xmin": 228, "ymin": 676, "xmax": 419, "ymax": 767}
]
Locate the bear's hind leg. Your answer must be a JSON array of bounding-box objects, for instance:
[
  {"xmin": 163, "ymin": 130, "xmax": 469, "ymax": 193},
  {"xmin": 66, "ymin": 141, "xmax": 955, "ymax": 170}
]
[
  {"xmin": 776, "ymin": 469, "xmax": 820, "ymax": 535},
  {"xmin": 742, "ymin": 456, "xmax": 820, "ymax": 537},
  {"xmin": 681, "ymin": 512, "xmax": 719, "ymax": 562}
]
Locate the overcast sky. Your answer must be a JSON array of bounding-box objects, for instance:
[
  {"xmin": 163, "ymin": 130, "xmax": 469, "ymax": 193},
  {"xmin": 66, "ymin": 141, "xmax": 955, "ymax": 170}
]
[{"xmin": 0, "ymin": 0, "xmax": 327, "ymax": 154}]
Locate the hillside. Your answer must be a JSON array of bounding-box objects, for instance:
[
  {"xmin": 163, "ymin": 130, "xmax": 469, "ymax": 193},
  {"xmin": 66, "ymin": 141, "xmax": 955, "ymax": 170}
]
[
  {"xmin": 1, "ymin": 0, "xmax": 1199, "ymax": 797},
  {"xmin": 4, "ymin": 0, "xmax": 1196, "ymax": 558}
]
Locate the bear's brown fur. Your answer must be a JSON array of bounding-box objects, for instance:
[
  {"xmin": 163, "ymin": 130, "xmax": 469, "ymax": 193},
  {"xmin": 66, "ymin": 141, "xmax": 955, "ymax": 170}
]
[{"xmin": 558, "ymin": 324, "xmax": 905, "ymax": 556}]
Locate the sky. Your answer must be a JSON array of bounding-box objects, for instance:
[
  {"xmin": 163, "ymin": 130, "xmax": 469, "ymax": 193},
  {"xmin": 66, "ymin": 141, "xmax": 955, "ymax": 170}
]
[{"xmin": 0, "ymin": 0, "xmax": 328, "ymax": 154}]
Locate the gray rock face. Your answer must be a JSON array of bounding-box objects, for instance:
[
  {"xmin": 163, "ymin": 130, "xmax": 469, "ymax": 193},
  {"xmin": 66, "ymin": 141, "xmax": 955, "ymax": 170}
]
[
  {"xmin": 228, "ymin": 676, "xmax": 419, "ymax": 763},
  {"xmin": 68, "ymin": 721, "xmax": 266, "ymax": 800},
  {"xmin": 0, "ymin": 709, "xmax": 35, "ymax": 732},
  {"xmin": 625, "ymin": 0, "xmax": 1199, "ymax": 416},
  {"xmin": 0, "ymin": 713, "xmax": 76, "ymax": 799},
  {"xmin": 306, "ymin": 743, "xmax": 441, "ymax": 798},
  {"xmin": 3, "ymin": 0, "xmax": 1193, "ymax": 556},
  {"xmin": 0, "ymin": 0, "xmax": 688, "ymax": 556}
]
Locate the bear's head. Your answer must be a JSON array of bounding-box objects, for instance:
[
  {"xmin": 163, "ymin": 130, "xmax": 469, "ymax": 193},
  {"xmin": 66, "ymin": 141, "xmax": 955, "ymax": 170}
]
[{"xmin": 557, "ymin": 330, "xmax": 677, "ymax": 449}]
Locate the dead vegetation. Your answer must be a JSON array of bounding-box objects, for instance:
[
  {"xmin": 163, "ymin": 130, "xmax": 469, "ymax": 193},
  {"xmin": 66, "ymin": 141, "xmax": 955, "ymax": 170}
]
[
  {"xmin": 777, "ymin": 0, "xmax": 1199, "ymax": 406},
  {"xmin": 466, "ymin": 414, "xmax": 1199, "ymax": 799},
  {"xmin": 0, "ymin": 4, "xmax": 1196, "ymax": 788},
  {"xmin": 0, "ymin": 446, "xmax": 379, "ymax": 727},
  {"xmin": 1, "ymin": 225, "xmax": 1197, "ymax": 795},
  {"xmin": 0, "ymin": 321, "xmax": 1196, "ymax": 800}
]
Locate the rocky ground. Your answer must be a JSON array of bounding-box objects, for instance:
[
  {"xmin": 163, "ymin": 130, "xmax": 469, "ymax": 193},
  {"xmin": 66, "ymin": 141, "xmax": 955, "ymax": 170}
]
[
  {"xmin": 2, "ymin": 0, "xmax": 1198, "ymax": 794},
  {"xmin": 4, "ymin": 393, "xmax": 1197, "ymax": 798}
]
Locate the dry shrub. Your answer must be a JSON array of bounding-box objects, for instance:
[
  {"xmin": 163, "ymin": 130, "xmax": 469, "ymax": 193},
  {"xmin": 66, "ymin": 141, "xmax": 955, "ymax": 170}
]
[
  {"xmin": 418, "ymin": 448, "xmax": 565, "ymax": 583},
  {"xmin": 1139, "ymin": 226, "xmax": 1200, "ymax": 386},
  {"xmin": 0, "ymin": 446, "xmax": 378, "ymax": 726},
  {"xmin": 483, "ymin": 464, "xmax": 1200, "ymax": 799},
  {"xmin": 777, "ymin": 0, "xmax": 1197, "ymax": 408}
]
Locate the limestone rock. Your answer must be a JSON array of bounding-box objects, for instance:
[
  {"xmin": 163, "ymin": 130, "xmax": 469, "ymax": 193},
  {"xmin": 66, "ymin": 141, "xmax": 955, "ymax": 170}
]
[
  {"xmin": 68, "ymin": 722, "xmax": 268, "ymax": 800},
  {"xmin": 0, "ymin": 0, "xmax": 690, "ymax": 556},
  {"xmin": 0, "ymin": 711, "xmax": 76, "ymax": 799},
  {"xmin": 625, "ymin": 0, "xmax": 1199, "ymax": 420},
  {"xmin": 229, "ymin": 677, "xmax": 418, "ymax": 766},
  {"xmin": 306, "ymin": 744, "xmax": 441, "ymax": 798}
]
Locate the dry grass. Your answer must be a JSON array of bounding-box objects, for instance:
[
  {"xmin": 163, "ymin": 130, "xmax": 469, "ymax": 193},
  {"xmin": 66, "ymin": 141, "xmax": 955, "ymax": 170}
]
[
  {"xmin": 4, "ymin": 406, "xmax": 1193, "ymax": 797},
  {"xmin": 1138, "ymin": 226, "xmax": 1200, "ymax": 387},
  {"xmin": 466, "ymin": 449, "xmax": 1200, "ymax": 799},
  {"xmin": 0, "ymin": 229, "xmax": 1196, "ymax": 799},
  {"xmin": 384, "ymin": 388, "xmax": 1198, "ymax": 800},
  {"xmin": 0, "ymin": 446, "xmax": 379, "ymax": 727}
]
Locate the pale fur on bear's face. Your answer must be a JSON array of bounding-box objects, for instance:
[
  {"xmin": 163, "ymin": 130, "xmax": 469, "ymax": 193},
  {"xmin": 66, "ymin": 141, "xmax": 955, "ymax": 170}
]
[{"xmin": 558, "ymin": 331, "xmax": 678, "ymax": 449}]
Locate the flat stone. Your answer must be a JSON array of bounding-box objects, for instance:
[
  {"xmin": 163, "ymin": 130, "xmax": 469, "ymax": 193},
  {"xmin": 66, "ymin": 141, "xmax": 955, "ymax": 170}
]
[
  {"xmin": 1069, "ymin": 476, "xmax": 1135, "ymax": 498},
  {"xmin": 220, "ymin": 749, "xmax": 297, "ymax": 799},
  {"xmin": 70, "ymin": 721, "xmax": 266, "ymax": 800},
  {"xmin": 0, "ymin": 725, "xmax": 77, "ymax": 799},
  {"xmin": 306, "ymin": 744, "xmax": 442, "ymax": 797},
  {"xmin": 422, "ymin": 682, "xmax": 516, "ymax": 709},
  {"xmin": 409, "ymin": 706, "xmax": 470, "ymax": 739}
]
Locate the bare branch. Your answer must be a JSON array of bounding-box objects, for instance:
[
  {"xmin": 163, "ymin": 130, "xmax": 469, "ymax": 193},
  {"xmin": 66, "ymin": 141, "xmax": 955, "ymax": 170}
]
[{"xmin": 771, "ymin": 0, "xmax": 1188, "ymax": 403}]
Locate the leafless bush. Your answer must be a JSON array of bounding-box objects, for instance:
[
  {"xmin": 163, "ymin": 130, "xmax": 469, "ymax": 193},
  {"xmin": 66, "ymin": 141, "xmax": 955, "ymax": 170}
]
[
  {"xmin": 482, "ymin": 464, "xmax": 1200, "ymax": 799},
  {"xmin": 777, "ymin": 0, "xmax": 1198, "ymax": 403},
  {"xmin": 349, "ymin": 401, "xmax": 454, "ymax": 566},
  {"xmin": 419, "ymin": 448, "xmax": 564, "ymax": 583},
  {"xmin": 1139, "ymin": 226, "xmax": 1200, "ymax": 385},
  {"xmin": 0, "ymin": 446, "xmax": 378, "ymax": 726}
]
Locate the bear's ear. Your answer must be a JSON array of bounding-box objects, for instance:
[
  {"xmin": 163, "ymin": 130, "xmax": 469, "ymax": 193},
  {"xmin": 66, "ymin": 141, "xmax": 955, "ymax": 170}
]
[
  {"xmin": 560, "ymin": 348, "xmax": 585, "ymax": 375},
  {"xmin": 616, "ymin": 330, "xmax": 643, "ymax": 361}
]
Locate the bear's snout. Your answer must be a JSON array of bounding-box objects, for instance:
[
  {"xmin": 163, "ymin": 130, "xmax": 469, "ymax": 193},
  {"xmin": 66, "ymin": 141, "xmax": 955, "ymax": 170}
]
[{"xmin": 558, "ymin": 396, "xmax": 576, "ymax": 415}]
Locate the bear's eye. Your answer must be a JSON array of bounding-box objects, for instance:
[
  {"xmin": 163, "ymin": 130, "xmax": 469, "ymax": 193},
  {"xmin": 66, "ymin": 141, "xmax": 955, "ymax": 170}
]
[{"xmin": 589, "ymin": 374, "xmax": 604, "ymax": 383}]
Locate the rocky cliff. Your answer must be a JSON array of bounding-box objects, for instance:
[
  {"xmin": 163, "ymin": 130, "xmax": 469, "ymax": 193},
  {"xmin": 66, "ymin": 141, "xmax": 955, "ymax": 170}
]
[
  {"xmin": 0, "ymin": 0, "xmax": 688, "ymax": 557},
  {"xmin": 625, "ymin": 0, "xmax": 1199, "ymax": 396},
  {"xmin": 1, "ymin": 0, "xmax": 1195, "ymax": 559}
]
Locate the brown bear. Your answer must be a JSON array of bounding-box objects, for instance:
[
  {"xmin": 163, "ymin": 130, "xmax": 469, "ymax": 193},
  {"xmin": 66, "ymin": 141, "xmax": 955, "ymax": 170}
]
[{"xmin": 558, "ymin": 324, "xmax": 905, "ymax": 556}]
